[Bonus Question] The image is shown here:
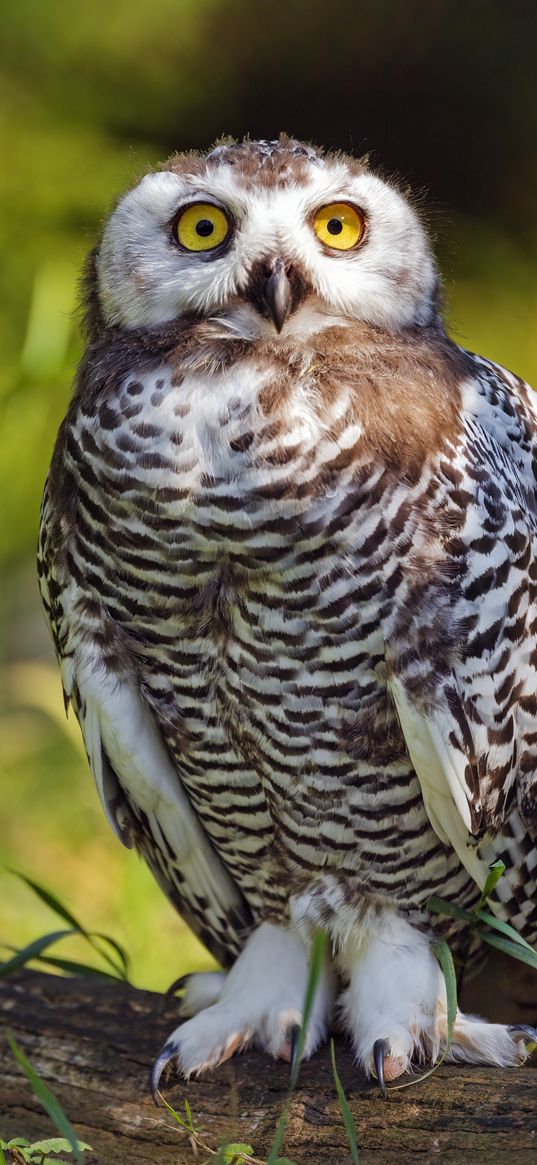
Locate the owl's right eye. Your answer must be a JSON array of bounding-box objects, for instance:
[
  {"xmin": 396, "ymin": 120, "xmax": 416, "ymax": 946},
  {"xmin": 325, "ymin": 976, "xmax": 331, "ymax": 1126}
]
[{"xmin": 174, "ymin": 202, "xmax": 231, "ymax": 252}]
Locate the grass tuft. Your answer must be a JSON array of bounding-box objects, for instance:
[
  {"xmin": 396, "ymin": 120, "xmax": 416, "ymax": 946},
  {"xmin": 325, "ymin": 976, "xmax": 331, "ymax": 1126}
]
[{"xmin": 1, "ymin": 871, "xmax": 131, "ymax": 982}]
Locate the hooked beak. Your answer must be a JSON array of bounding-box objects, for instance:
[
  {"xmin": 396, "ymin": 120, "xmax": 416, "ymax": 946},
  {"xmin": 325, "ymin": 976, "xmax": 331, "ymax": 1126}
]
[
  {"xmin": 242, "ymin": 256, "xmax": 308, "ymax": 334},
  {"xmin": 263, "ymin": 258, "xmax": 293, "ymax": 334}
]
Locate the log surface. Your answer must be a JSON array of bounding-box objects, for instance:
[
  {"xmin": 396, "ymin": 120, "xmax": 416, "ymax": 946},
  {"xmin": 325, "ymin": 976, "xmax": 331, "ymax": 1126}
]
[{"xmin": 0, "ymin": 969, "xmax": 535, "ymax": 1165}]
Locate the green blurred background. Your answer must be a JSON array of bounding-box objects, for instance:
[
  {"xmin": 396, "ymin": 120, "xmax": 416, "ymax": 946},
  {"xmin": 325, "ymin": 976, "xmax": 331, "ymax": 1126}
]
[{"xmin": 2, "ymin": 0, "xmax": 537, "ymax": 990}]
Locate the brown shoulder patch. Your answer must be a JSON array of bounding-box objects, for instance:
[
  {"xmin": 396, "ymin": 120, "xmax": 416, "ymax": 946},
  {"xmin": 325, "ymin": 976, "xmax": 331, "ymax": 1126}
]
[
  {"xmin": 250, "ymin": 323, "xmax": 467, "ymax": 473},
  {"xmin": 311, "ymin": 324, "xmax": 468, "ymax": 472}
]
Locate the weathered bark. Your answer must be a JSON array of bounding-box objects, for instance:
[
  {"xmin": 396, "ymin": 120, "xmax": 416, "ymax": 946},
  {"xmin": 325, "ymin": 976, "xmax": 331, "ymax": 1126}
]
[{"xmin": 1, "ymin": 969, "xmax": 535, "ymax": 1165}]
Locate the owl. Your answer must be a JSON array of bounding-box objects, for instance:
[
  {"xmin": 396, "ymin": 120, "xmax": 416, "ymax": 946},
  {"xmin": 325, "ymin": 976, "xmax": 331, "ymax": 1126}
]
[{"xmin": 38, "ymin": 136, "xmax": 537, "ymax": 1095}]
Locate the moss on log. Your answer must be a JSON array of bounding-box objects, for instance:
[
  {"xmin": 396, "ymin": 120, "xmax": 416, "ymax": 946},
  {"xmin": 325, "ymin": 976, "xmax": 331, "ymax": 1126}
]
[{"xmin": 1, "ymin": 969, "xmax": 535, "ymax": 1165}]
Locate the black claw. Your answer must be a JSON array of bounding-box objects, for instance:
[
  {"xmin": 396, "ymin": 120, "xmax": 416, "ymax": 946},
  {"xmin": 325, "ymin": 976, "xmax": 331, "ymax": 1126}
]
[
  {"xmin": 165, "ymin": 973, "xmax": 191, "ymax": 998},
  {"xmin": 289, "ymin": 1023, "xmax": 302, "ymax": 1079},
  {"xmin": 150, "ymin": 1041, "xmax": 176, "ymax": 1104},
  {"xmin": 373, "ymin": 1038, "xmax": 390, "ymax": 1099},
  {"xmin": 508, "ymin": 1024, "xmax": 537, "ymax": 1047}
]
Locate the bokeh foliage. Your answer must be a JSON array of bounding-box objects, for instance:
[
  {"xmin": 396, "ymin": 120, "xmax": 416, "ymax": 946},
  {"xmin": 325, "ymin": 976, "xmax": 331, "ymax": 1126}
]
[{"xmin": 1, "ymin": 0, "xmax": 537, "ymax": 989}]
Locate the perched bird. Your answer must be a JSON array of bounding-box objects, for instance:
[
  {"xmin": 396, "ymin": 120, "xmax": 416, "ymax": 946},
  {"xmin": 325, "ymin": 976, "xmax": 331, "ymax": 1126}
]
[{"xmin": 38, "ymin": 136, "xmax": 537, "ymax": 1093}]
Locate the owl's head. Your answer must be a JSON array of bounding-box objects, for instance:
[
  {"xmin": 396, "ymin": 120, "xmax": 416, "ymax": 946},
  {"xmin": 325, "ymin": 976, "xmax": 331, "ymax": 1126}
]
[{"xmin": 95, "ymin": 137, "xmax": 439, "ymax": 340}]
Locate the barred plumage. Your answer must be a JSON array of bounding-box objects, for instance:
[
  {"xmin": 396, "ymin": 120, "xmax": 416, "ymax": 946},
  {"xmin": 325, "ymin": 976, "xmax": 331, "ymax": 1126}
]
[{"xmin": 38, "ymin": 137, "xmax": 536, "ymax": 1085}]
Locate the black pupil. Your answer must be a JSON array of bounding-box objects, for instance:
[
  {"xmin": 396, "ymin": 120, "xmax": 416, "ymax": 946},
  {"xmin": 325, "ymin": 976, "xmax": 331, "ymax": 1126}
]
[
  {"xmin": 327, "ymin": 218, "xmax": 343, "ymax": 235},
  {"xmin": 196, "ymin": 218, "xmax": 214, "ymax": 237}
]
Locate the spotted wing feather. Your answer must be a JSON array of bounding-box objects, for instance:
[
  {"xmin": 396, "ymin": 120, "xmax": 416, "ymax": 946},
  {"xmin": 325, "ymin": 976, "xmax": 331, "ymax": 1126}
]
[
  {"xmin": 390, "ymin": 355, "xmax": 537, "ymax": 899},
  {"xmin": 38, "ymin": 482, "xmax": 251, "ymax": 966}
]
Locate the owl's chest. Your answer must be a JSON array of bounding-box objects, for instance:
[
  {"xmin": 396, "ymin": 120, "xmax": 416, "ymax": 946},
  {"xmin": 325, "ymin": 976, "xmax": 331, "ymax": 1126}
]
[
  {"xmin": 83, "ymin": 360, "xmax": 369, "ymax": 551},
  {"xmin": 75, "ymin": 362, "xmax": 417, "ymax": 685}
]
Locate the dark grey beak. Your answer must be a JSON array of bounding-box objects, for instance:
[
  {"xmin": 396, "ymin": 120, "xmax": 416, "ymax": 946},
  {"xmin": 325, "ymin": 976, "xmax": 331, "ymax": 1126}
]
[
  {"xmin": 242, "ymin": 256, "xmax": 309, "ymax": 332},
  {"xmin": 263, "ymin": 259, "xmax": 293, "ymax": 333}
]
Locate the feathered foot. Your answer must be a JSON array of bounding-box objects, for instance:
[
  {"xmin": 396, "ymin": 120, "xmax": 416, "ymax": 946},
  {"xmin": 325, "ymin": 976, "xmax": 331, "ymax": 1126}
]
[
  {"xmin": 152, "ymin": 922, "xmax": 335, "ymax": 1097},
  {"xmin": 338, "ymin": 912, "xmax": 536, "ymax": 1089}
]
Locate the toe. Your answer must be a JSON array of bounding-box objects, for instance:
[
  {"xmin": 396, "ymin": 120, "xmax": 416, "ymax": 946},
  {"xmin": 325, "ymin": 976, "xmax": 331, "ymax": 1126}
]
[
  {"xmin": 151, "ymin": 1039, "xmax": 178, "ymax": 1102},
  {"xmin": 372, "ymin": 1038, "xmax": 389, "ymax": 1097},
  {"xmin": 179, "ymin": 971, "xmax": 227, "ymax": 1018},
  {"xmin": 372, "ymin": 1038, "xmax": 407, "ymax": 1095}
]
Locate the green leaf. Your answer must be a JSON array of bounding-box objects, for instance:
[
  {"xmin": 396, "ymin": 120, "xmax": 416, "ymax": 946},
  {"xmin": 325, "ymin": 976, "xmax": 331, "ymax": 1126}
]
[
  {"xmin": 426, "ymin": 895, "xmax": 474, "ymax": 924},
  {"xmin": 0, "ymin": 930, "xmax": 77, "ymax": 977},
  {"xmin": 219, "ymin": 1143, "xmax": 254, "ymax": 1163},
  {"xmin": 476, "ymin": 860, "xmax": 506, "ymax": 912},
  {"xmin": 479, "ymin": 930, "xmax": 537, "ymax": 970},
  {"xmin": 25, "ymin": 1139, "xmax": 92, "ymax": 1155},
  {"xmin": 6, "ymin": 1032, "xmax": 86, "ymax": 1165},
  {"xmin": 475, "ymin": 909, "xmax": 537, "ymax": 954},
  {"xmin": 330, "ymin": 1039, "xmax": 360, "ymax": 1164}
]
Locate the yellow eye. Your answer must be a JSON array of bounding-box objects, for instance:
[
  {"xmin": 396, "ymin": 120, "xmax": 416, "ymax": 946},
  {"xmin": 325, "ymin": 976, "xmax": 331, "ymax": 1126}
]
[
  {"xmin": 313, "ymin": 202, "xmax": 365, "ymax": 251},
  {"xmin": 175, "ymin": 203, "xmax": 230, "ymax": 252}
]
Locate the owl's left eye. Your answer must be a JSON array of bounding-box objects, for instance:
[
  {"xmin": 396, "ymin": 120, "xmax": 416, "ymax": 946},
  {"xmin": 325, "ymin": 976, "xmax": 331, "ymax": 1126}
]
[
  {"xmin": 312, "ymin": 202, "xmax": 365, "ymax": 251},
  {"xmin": 174, "ymin": 203, "xmax": 231, "ymax": 252}
]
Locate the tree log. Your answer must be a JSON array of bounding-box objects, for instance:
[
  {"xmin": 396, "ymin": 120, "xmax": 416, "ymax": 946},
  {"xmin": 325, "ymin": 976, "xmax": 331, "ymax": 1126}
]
[{"xmin": 1, "ymin": 969, "xmax": 535, "ymax": 1165}]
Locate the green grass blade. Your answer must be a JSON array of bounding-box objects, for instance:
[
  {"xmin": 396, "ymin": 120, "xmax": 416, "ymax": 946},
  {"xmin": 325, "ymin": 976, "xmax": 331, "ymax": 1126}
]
[
  {"xmin": 330, "ymin": 1039, "xmax": 360, "ymax": 1164},
  {"xmin": 475, "ymin": 910, "xmax": 537, "ymax": 954},
  {"xmin": 289, "ymin": 930, "xmax": 328, "ymax": 1090},
  {"xmin": 266, "ymin": 1101, "xmax": 291, "ymax": 1164},
  {"xmin": 183, "ymin": 1098, "xmax": 195, "ymax": 1132},
  {"xmin": 156, "ymin": 1094, "xmax": 188, "ymax": 1128},
  {"xmin": 6, "ymin": 1033, "xmax": 86, "ymax": 1165},
  {"xmin": 30, "ymin": 954, "xmax": 123, "ymax": 979},
  {"xmin": 426, "ymin": 896, "xmax": 474, "ymax": 924},
  {"xmin": 89, "ymin": 933, "xmax": 130, "ymax": 980},
  {"xmin": 0, "ymin": 1145, "xmax": 6, "ymax": 1165},
  {"xmin": 0, "ymin": 930, "xmax": 76, "ymax": 977},
  {"xmin": 432, "ymin": 939, "xmax": 457, "ymax": 1053},
  {"xmin": 390, "ymin": 938, "xmax": 458, "ymax": 1092},
  {"xmin": 267, "ymin": 931, "xmax": 328, "ymax": 1164},
  {"xmin": 479, "ymin": 930, "xmax": 537, "ymax": 970},
  {"xmin": 8, "ymin": 870, "xmax": 129, "ymax": 979},
  {"xmin": 9, "ymin": 871, "xmax": 90, "ymax": 935}
]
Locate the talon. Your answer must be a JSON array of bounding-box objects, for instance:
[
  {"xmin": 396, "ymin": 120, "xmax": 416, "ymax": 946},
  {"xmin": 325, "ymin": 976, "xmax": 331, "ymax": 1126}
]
[
  {"xmin": 289, "ymin": 1022, "xmax": 302, "ymax": 1079},
  {"xmin": 508, "ymin": 1024, "xmax": 537, "ymax": 1051},
  {"xmin": 166, "ymin": 973, "xmax": 191, "ymax": 997},
  {"xmin": 373, "ymin": 1038, "xmax": 390, "ymax": 1099},
  {"xmin": 151, "ymin": 1040, "xmax": 176, "ymax": 1103}
]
